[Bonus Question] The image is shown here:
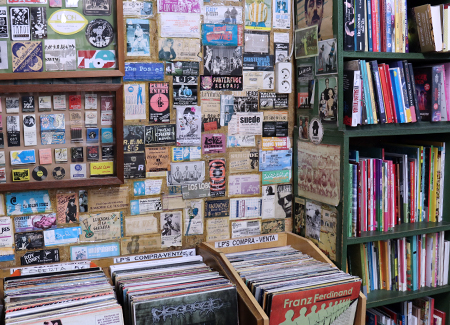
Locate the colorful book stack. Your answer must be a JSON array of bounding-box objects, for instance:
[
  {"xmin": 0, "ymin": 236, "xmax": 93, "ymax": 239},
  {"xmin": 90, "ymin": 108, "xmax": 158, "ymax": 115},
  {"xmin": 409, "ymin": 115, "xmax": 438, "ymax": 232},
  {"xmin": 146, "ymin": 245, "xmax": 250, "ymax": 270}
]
[
  {"xmin": 343, "ymin": 60, "xmax": 450, "ymax": 126},
  {"xmin": 344, "ymin": 0, "xmax": 450, "ymax": 53},
  {"xmin": 348, "ymin": 232, "xmax": 450, "ymax": 296},
  {"xmin": 347, "ymin": 142, "xmax": 445, "ymax": 237},
  {"xmin": 367, "ymin": 300, "xmax": 446, "ymax": 325}
]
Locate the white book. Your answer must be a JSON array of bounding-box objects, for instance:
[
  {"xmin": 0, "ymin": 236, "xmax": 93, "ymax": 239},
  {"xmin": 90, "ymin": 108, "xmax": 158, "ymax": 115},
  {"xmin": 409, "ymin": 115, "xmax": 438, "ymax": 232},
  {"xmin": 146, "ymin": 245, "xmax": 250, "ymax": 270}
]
[
  {"xmin": 431, "ymin": 5, "xmax": 443, "ymax": 51},
  {"xmin": 444, "ymin": 240, "xmax": 450, "ymax": 285}
]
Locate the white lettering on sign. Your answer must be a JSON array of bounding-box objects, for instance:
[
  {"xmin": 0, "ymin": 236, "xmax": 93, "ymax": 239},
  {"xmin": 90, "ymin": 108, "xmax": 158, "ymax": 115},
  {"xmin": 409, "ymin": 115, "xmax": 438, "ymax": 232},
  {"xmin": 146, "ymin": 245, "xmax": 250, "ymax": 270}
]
[
  {"xmin": 214, "ymin": 234, "xmax": 278, "ymax": 248},
  {"xmin": 113, "ymin": 248, "xmax": 196, "ymax": 264}
]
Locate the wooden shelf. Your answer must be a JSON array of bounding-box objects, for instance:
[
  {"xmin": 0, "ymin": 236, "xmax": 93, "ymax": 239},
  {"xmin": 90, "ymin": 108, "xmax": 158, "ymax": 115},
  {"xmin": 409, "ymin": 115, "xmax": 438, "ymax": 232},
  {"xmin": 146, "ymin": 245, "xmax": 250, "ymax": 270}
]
[
  {"xmin": 347, "ymin": 222, "xmax": 450, "ymax": 245},
  {"xmin": 366, "ymin": 286, "xmax": 450, "ymax": 308},
  {"xmin": 341, "ymin": 122, "xmax": 450, "ymax": 137},
  {"xmin": 343, "ymin": 51, "xmax": 450, "ymax": 61},
  {"xmin": 198, "ymin": 233, "xmax": 367, "ymax": 325}
]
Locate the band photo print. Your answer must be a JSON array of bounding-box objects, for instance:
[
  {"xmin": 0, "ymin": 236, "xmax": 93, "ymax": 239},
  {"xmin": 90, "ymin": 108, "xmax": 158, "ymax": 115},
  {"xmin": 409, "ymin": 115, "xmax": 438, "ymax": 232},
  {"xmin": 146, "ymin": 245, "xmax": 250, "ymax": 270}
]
[{"xmin": 203, "ymin": 46, "xmax": 242, "ymax": 76}]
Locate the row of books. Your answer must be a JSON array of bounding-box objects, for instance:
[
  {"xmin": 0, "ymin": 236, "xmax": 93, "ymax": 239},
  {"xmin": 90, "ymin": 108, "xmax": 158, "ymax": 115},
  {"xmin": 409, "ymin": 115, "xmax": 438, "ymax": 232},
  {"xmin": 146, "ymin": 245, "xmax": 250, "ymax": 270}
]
[
  {"xmin": 348, "ymin": 142, "xmax": 445, "ymax": 236},
  {"xmin": 226, "ymin": 246, "xmax": 361, "ymax": 324},
  {"xmin": 344, "ymin": 60, "xmax": 450, "ymax": 127},
  {"xmin": 344, "ymin": 0, "xmax": 408, "ymax": 52},
  {"xmin": 109, "ymin": 255, "xmax": 239, "ymax": 325},
  {"xmin": 3, "ymin": 267, "xmax": 124, "ymax": 325},
  {"xmin": 367, "ymin": 299, "xmax": 446, "ymax": 325},
  {"xmin": 344, "ymin": 0, "xmax": 450, "ymax": 53},
  {"xmin": 348, "ymin": 232, "xmax": 450, "ymax": 295}
]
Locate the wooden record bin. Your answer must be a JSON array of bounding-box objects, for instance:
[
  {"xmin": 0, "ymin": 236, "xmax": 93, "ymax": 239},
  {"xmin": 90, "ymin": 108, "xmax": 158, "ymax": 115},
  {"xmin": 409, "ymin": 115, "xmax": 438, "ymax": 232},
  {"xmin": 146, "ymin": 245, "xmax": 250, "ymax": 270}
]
[{"xmin": 198, "ymin": 232, "xmax": 366, "ymax": 325}]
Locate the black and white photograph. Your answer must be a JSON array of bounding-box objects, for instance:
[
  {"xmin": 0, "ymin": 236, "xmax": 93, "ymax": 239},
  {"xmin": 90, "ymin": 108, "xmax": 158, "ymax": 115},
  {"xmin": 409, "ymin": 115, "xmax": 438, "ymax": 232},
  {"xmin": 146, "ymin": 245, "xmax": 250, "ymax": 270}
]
[
  {"xmin": 317, "ymin": 76, "xmax": 337, "ymax": 122},
  {"xmin": 14, "ymin": 231, "xmax": 44, "ymax": 251},
  {"xmin": 233, "ymin": 91, "xmax": 258, "ymax": 112},
  {"xmin": 167, "ymin": 161, "xmax": 205, "ymax": 185},
  {"xmin": 244, "ymin": 31, "xmax": 269, "ymax": 53},
  {"xmin": 305, "ymin": 200, "xmax": 321, "ymax": 242},
  {"xmin": 203, "ymin": 46, "xmax": 242, "ymax": 76},
  {"xmin": 83, "ymin": 0, "xmax": 111, "ymax": 15},
  {"xmin": 160, "ymin": 211, "xmax": 182, "ymax": 247},
  {"xmin": 44, "ymin": 39, "xmax": 76, "ymax": 71},
  {"xmin": 316, "ymin": 38, "xmax": 337, "ymax": 74},
  {"xmin": 173, "ymin": 76, "xmax": 198, "ymax": 106},
  {"xmin": 263, "ymin": 71, "xmax": 275, "ymax": 89},
  {"xmin": 126, "ymin": 19, "xmax": 150, "ymax": 56},
  {"xmin": 6, "ymin": 97, "xmax": 19, "ymax": 113},
  {"xmin": 275, "ymin": 184, "xmax": 292, "ymax": 218},
  {"xmin": 30, "ymin": 7, "xmax": 46, "ymax": 39},
  {"xmin": 79, "ymin": 190, "xmax": 88, "ymax": 212}
]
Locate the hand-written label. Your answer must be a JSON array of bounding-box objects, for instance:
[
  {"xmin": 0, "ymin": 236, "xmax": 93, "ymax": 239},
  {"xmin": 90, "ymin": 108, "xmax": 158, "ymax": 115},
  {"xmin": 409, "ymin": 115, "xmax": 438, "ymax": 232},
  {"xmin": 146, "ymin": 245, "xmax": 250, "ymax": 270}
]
[{"xmin": 214, "ymin": 234, "xmax": 278, "ymax": 248}]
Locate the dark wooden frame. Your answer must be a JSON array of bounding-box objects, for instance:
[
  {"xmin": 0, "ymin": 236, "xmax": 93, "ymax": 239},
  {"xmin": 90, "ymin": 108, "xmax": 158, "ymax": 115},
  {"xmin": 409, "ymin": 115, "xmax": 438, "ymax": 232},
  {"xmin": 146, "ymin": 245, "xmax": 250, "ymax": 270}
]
[
  {"xmin": 0, "ymin": 83, "xmax": 124, "ymax": 192},
  {"xmin": 0, "ymin": 0, "xmax": 124, "ymax": 80}
]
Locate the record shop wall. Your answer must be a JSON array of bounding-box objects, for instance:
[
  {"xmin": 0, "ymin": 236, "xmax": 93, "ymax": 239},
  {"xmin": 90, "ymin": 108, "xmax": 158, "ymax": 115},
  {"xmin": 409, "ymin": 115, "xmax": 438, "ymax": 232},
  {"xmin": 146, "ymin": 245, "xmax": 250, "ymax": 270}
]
[{"xmin": 0, "ymin": 1, "xmax": 295, "ymax": 268}]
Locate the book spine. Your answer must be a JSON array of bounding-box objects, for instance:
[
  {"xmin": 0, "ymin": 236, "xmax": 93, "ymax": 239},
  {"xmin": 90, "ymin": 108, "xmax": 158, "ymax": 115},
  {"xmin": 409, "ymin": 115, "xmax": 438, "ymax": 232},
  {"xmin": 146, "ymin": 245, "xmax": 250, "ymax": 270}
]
[
  {"xmin": 386, "ymin": 0, "xmax": 392, "ymax": 52},
  {"xmin": 379, "ymin": 64, "xmax": 393, "ymax": 123},
  {"xmin": 372, "ymin": 0, "xmax": 378, "ymax": 52},
  {"xmin": 343, "ymin": 70, "xmax": 355, "ymax": 126},
  {"xmin": 369, "ymin": 60, "xmax": 387, "ymax": 123},
  {"xmin": 348, "ymin": 163, "xmax": 354, "ymax": 237},
  {"xmin": 406, "ymin": 238, "xmax": 412, "ymax": 291},
  {"xmin": 386, "ymin": 64, "xmax": 398, "ymax": 122},
  {"xmin": 380, "ymin": 0, "xmax": 387, "ymax": 51},
  {"xmin": 394, "ymin": 62, "xmax": 412, "ymax": 122},
  {"xmin": 355, "ymin": 0, "xmax": 366, "ymax": 51},
  {"xmin": 431, "ymin": 66, "xmax": 442, "ymax": 122},
  {"xmin": 361, "ymin": 60, "xmax": 373, "ymax": 124},
  {"xmin": 357, "ymin": 162, "xmax": 363, "ymax": 236},
  {"xmin": 402, "ymin": 60, "xmax": 417, "ymax": 122},
  {"xmin": 352, "ymin": 164, "xmax": 358, "ymax": 237},
  {"xmin": 344, "ymin": 0, "xmax": 355, "ymax": 50},
  {"xmin": 395, "ymin": 0, "xmax": 401, "ymax": 51},
  {"xmin": 404, "ymin": 0, "xmax": 408, "ymax": 52},
  {"xmin": 408, "ymin": 63, "xmax": 422, "ymax": 121},
  {"xmin": 367, "ymin": 0, "xmax": 373, "ymax": 51},
  {"xmin": 391, "ymin": 0, "xmax": 396, "ymax": 52}
]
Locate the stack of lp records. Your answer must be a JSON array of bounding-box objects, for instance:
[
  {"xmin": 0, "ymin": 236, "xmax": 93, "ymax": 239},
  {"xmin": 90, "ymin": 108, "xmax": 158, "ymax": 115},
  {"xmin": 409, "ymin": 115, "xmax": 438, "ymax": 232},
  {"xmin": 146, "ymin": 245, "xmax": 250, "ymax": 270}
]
[
  {"xmin": 110, "ymin": 255, "xmax": 239, "ymax": 325},
  {"xmin": 226, "ymin": 246, "xmax": 362, "ymax": 325},
  {"xmin": 4, "ymin": 267, "xmax": 124, "ymax": 325}
]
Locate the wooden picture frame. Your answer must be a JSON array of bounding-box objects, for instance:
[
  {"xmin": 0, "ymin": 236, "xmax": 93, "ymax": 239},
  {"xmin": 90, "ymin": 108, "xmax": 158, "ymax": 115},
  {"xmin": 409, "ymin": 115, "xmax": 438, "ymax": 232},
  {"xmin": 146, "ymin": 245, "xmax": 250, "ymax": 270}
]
[
  {"xmin": 0, "ymin": 83, "xmax": 124, "ymax": 192},
  {"xmin": 0, "ymin": 0, "xmax": 124, "ymax": 80}
]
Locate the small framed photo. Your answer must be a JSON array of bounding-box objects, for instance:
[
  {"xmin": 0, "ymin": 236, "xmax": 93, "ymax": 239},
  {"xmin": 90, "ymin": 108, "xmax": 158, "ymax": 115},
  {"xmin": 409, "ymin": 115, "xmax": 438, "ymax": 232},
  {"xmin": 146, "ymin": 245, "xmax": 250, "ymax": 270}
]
[
  {"xmin": 294, "ymin": 25, "xmax": 318, "ymax": 59},
  {"xmin": 316, "ymin": 76, "xmax": 337, "ymax": 123},
  {"xmin": 316, "ymin": 38, "xmax": 337, "ymax": 74}
]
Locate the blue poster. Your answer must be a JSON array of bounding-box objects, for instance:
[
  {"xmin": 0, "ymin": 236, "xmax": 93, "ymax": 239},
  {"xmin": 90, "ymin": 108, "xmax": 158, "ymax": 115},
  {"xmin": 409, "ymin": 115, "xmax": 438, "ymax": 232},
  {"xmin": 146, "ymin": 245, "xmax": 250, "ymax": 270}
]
[
  {"xmin": 70, "ymin": 242, "xmax": 120, "ymax": 260},
  {"xmin": 130, "ymin": 200, "xmax": 140, "ymax": 215},
  {"xmin": 202, "ymin": 24, "xmax": 241, "ymax": 46},
  {"xmin": 134, "ymin": 181, "xmax": 145, "ymax": 196},
  {"xmin": 44, "ymin": 227, "xmax": 81, "ymax": 246},
  {"xmin": 6, "ymin": 190, "xmax": 52, "ymax": 216},
  {"xmin": 124, "ymin": 62, "xmax": 165, "ymax": 81},
  {"xmin": 259, "ymin": 149, "xmax": 292, "ymax": 171}
]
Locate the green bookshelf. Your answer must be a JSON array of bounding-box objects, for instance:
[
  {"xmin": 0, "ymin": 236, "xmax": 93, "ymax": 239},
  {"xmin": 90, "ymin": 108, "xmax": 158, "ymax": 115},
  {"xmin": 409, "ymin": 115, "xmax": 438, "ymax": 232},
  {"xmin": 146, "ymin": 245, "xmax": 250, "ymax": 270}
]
[
  {"xmin": 347, "ymin": 222, "xmax": 450, "ymax": 245},
  {"xmin": 294, "ymin": 0, "xmax": 450, "ymax": 318},
  {"xmin": 366, "ymin": 285, "xmax": 450, "ymax": 309}
]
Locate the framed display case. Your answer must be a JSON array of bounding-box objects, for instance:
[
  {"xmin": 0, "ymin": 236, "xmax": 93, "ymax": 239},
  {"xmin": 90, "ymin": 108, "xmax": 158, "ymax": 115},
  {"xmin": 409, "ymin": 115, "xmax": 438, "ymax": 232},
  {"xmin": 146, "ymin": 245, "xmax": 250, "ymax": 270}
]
[
  {"xmin": 0, "ymin": 0, "xmax": 124, "ymax": 80},
  {"xmin": 0, "ymin": 83, "xmax": 124, "ymax": 191}
]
